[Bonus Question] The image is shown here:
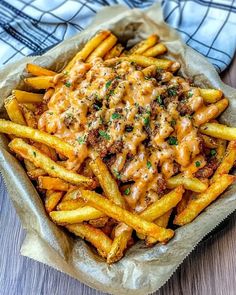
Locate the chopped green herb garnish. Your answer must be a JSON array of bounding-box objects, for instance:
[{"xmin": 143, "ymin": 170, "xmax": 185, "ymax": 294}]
[
  {"xmin": 99, "ymin": 130, "xmax": 110, "ymax": 140},
  {"xmin": 168, "ymin": 87, "xmax": 177, "ymax": 96},
  {"xmin": 143, "ymin": 117, "xmax": 150, "ymax": 127},
  {"xmin": 188, "ymin": 92, "xmax": 193, "ymax": 98},
  {"xmin": 113, "ymin": 169, "xmax": 121, "ymax": 179},
  {"xmin": 186, "ymin": 114, "xmax": 192, "ymax": 120},
  {"xmin": 77, "ymin": 135, "xmax": 86, "ymax": 145},
  {"xmin": 105, "ymin": 80, "xmax": 112, "ymax": 89},
  {"xmin": 124, "ymin": 187, "xmax": 131, "ymax": 195},
  {"xmin": 156, "ymin": 95, "xmax": 163, "ymax": 105},
  {"xmin": 51, "ymin": 166, "xmax": 55, "ymax": 170},
  {"xmin": 64, "ymin": 81, "xmax": 71, "ymax": 87},
  {"xmin": 134, "ymin": 102, "xmax": 139, "ymax": 108},
  {"xmin": 47, "ymin": 112, "xmax": 53, "ymax": 115},
  {"xmin": 112, "ymin": 113, "xmax": 121, "ymax": 120},
  {"xmin": 195, "ymin": 161, "xmax": 201, "ymax": 167},
  {"xmin": 63, "ymin": 70, "xmax": 69, "ymax": 75},
  {"xmin": 167, "ymin": 136, "xmax": 178, "ymax": 145},
  {"xmin": 210, "ymin": 149, "xmax": 217, "ymax": 156},
  {"xmin": 33, "ymin": 151, "xmax": 36, "ymax": 157},
  {"xmin": 147, "ymin": 161, "xmax": 152, "ymax": 169},
  {"xmin": 170, "ymin": 119, "xmax": 176, "ymax": 127}
]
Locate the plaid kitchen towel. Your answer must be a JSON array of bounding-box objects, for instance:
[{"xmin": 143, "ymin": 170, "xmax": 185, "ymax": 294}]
[{"xmin": 0, "ymin": 0, "xmax": 235, "ymax": 72}]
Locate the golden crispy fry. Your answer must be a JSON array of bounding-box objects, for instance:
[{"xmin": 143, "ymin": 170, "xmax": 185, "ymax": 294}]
[
  {"xmin": 38, "ymin": 176, "xmax": 74, "ymax": 191},
  {"xmin": 24, "ymin": 76, "xmax": 54, "ymax": 89},
  {"xmin": 22, "ymin": 103, "xmax": 37, "ymax": 112},
  {"xmin": 61, "ymin": 188, "xmax": 80, "ymax": 202},
  {"xmin": 12, "ymin": 90, "xmax": 43, "ymax": 103},
  {"xmin": 139, "ymin": 186, "xmax": 184, "ymax": 221},
  {"xmin": 213, "ymin": 98, "xmax": 229, "ymax": 118},
  {"xmin": 181, "ymin": 155, "xmax": 206, "ymax": 177},
  {"xmin": 174, "ymin": 174, "xmax": 235, "ymax": 225},
  {"xmin": 50, "ymin": 206, "xmax": 105, "ymax": 224},
  {"xmin": 89, "ymin": 156, "xmax": 126, "ymax": 208},
  {"xmin": 80, "ymin": 190, "xmax": 174, "ymax": 243},
  {"xmin": 0, "ymin": 119, "xmax": 76, "ymax": 158},
  {"xmin": 9, "ymin": 138, "xmax": 91, "ymax": 185},
  {"xmin": 27, "ymin": 168, "xmax": 47, "ymax": 179},
  {"xmin": 129, "ymin": 34, "xmax": 159, "ymax": 55},
  {"xmin": 66, "ymin": 223, "xmax": 112, "ymax": 258},
  {"xmin": 57, "ymin": 199, "xmax": 85, "ymax": 211},
  {"xmin": 176, "ymin": 191, "xmax": 192, "ymax": 214},
  {"xmin": 104, "ymin": 43, "xmax": 124, "ymax": 60},
  {"xmin": 211, "ymin": 141, "xmax": 236, "ymax": 182},
  {"xmin": 199, "ymin": 88, "xmax": 223, "ymax": 103},
  {"xmin": 21, "ymin": 105, "xmax": 37, "ymax": 128},
  {"xmin": 4, "ymin": 96, "xmax": 26, "ymax": 125},
  {"xmin": 200, "ymin": 123, "xmax": 236, "ymax": 141},
  {"xmin": 89, "ymin": 216, "xmax": 108, "ymax": 228},
  {"xmin": 143, "ymin": 43, "xmax": 167, "ymax": 57},
  {"xmin": 216, "ymin": 139, "xmax": 227, "ymax": 162},
  {"xmin": 154, "ymin": 209, "xmax": 172, "ymax": 228},
  {"xmin": 201, "ymin": 134, "xmax": 218, "ymax": 148},
  {"xmin": 65, "ymin": 30, "xmax": 111, "ymax": 71},
  {"xmin": 167, "ymin": 174, "xmax": 208, "ymax": 193},
  {"xmin": 193, "ymin": 104, "xmax": 219, "ymax": 126},
  {"xmin": 26, "ymin": 63, "xmax": 57, "ymax": 76},
  {"xmin": 86, "ymin": 34, "xmax": 117, "ymax": 62},
  {"xmin": 107, "ymin": 229, "xmax": 132, "ymax": 264},
  {"xmin": 45, "ymin": 190, "xmax": 63, "ymax": 213}
]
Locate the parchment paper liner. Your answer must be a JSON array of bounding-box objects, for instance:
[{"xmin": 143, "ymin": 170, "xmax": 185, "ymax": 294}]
[{"xmin": 0, "ymin": 4, "xmax": 236, "ymax": 295}]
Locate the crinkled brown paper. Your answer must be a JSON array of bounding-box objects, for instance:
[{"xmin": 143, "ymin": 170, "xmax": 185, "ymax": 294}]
[{"xmin": 0, "ymin": 4, "xmax": 236, "ymax": 295}]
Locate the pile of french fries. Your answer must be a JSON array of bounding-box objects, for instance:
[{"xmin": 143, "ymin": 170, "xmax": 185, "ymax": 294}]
[{"xmin": 1, "ymin": 30, "xmax": 236, "ymax": 264}]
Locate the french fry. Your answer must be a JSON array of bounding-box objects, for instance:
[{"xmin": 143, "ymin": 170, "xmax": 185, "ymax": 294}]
[
  {"xmin": 143, "ymin": 43, "xmax": 167, "ymax": 57},
  {"xmin": 26, "ymin": 63, "xmax": 57, "ymax": 76},
  {"xmin": 89, "ymin": 216, "xmax": 108, "ymax": 228},
  {"xmin": 181, "ymin": 155, "xmax": 206, "ymax": 177},
  {"xmin": 129, "ymin": 34, "xmax": 159, "ymax": 55},
  {"xmin": 27, "ymin": 168, "xmax": 47, "ymax": 179},
  {"xmin": 174, "ymin": 174, "xmax": 235, "ymax": 225},
  {"xmin": 139, "ymin": 186, "xmax": 184, "ymax": 221},
  {"xmin": 167, "ymin": 174, "xmax": 208, "ymax": 193},
  {"xmin": 86, "ymin": 34, "xmax": 117, "ymax": 62},
  {"xmin": 216, "ymin": 139, "xmax": 227, "ymax": 163},
  {"xmin": 199, "ymin": 88, "xmax": 223, "ymax": 103},
  {"xmin": 4, "ymin": 96, "xmax": 26, "ymax": 125},
  {"xmin": 24, "ymin": 159, "xmax": 36, "ymax": 172},
  {"xmin": 24, "ymin": 76, "xmax": 54, "ymax": 89},
  {"xmin": 65, "ymin": 30, "xmax": 111, "ymax": 71},
  {"xmin": 57, "ymin": 199, "xmax": 85, "ymax": 211},
  {"xmin": 154, "ymin": 210, "xmax": 172, "ymax": 228},
  {"xmin": 0, "ymin": 119, "xmax": 76, "ymax": 158},
  {"xmin": 38, "ymin": 176, "xmax": 74, "ymax": 191},
  {"xmin": 66, "ymin": 223, "xmax": 112, "ymax": 258},
  {"xmin": 193, "ymin": 104, "xmax": 219, "ymax": 126},
  {"xmin": 104, "ymin": 43, "xmax": 124, "ymax": 60},
  {"xmin": 211, "ymin": 141, "xmax": 236, "ymax": 182},
  {"xmin": 22, "ymin": 103, "xmax": 37, "ymax": 112},
  {"xmin": 89, "ymin": 156, "xmax": 126, "ymax": 208},
  {"xmin": 50, "ymin": 206, "xmax": 105, "ymax": 224},
  {"xmin": 200, "ymin": 123, "xmax": 236, "ymax": 141},
  {"xmin": 21, "ymin": 105, "xmax": 37, "ymax": 128},
  {"xmin": 80, "ymin": 190, "xmax": 174, "ymax": 243},
  {"xmin": 213, "ymin": 98, "xmax": 229, "ymax": 118},
  {"xmin": 12, "ymin": 90, "xmax": 43, "ymax": 103},
  {"xmin": 45, "ymin": 190, "xmax": 63, "ymax": 213},
  {"xmin": 176, "ymin": 191, "xmax": 192, "ymax": 214},
  {"xmin": 201, "ymin": 134, "xmax": 218, "ymax": 148},
  {"xmin": 61, "ymin": 188, "xmax": 80, "ymax": 201},
  {"xmin": 9, "ymin": 138, "xmax": 91, "ymax": 185}
]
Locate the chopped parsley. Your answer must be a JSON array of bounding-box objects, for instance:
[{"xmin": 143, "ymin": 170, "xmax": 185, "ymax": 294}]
[
  {"xmin": 33, "ymin": 151, "xmax": 37, "ymax": 157},
  {"xmin": 64, "ymin": 81, "xmax": 71, "ymax": 88},
  {"xmin": 143, "ymin": 116, "xmax": 150, "ymax": 127},
  {"xmin": 147, "ymin": 161, "xmax": 152, "ymax": 169},
  {"xmin": 77, "ymin": 135, "xmax": 86, "ymax": 145},
  {"xmin": 124, "ymin": 187, "xmax": 131, "ymax": 195},
  {"xmin": 111, "ymin": 113, "xmax": 121, "ymax": 120},
  {"xmin": 188, "ymin": 92, "xmax": 193, "ymax": 98},
  {"xmin": 113, "ymin": 169, "xmax": 121, "ymax": 179},
  {"xmin": 167, "ymin": 136, "xmax": 178, "ymax": 145},
  {"xmin": 170, "ymin": 119, "xmax": 176, "ymax": 127},
  {"xmin": 47, "ymin": 112, "xmax": 53, "ymax": 115},
  {"xmin": 51, "ymin": 166, "xmax": 55, "ymax": 170},
  {"xmin": 105, "ymin": 80, "xmax": 112, "ymax": 89},
  {"xmin": 168, "ymin": 87, "xmax": 177, "ymax": 96},
  {"xmin": 210, "ymin": 149, "xmax": 217, "ymax": 157},
  {"xmin": 156, "ymin": 95, "xmax": 163, "ymax": 105},
  {"xmin": 99, "ymin": 130, "xmax": 110, "ymax": 140},
  {"xmin": 195, "ymin": 161, "xmax": 201, "ymax": 167}
]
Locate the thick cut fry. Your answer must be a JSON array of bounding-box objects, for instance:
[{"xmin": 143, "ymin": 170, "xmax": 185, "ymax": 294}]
[
  {"xmin": 50, "ymin": 206, "xmax": 105, "ymax": 224},
  {"xmin": 211, "ymin": 141, "xmax": 236, "ymax": 182},
  {"xmin": 0, "ymin": 119, "xmax": 76, "ymax": 158},
  {"xmin": 26, "ymin": 63, "xmax": 57, "ymax": 76},
  {"xmin": 45, "ymin": 190, "xmax": 63, "ymax": 213},
  {"xmin": 21, "ymin": 105, "xmax": 37, "ymax": 128},
  {"xmin": 13, "ymin": 90, "xmax": 43, "ymax": 103},
  {"xmin": 167, "ymin": 174, "xmax": 208, "ymax": 193},
  {"xmin": 193, "ymin": 104, "xmax": 219, "ymax": 126},
  {"xmin": 80, "ymin": 190, "xmax": 174, "ymax": 243},
  {"xmin": 213, "ymin": 98, "xmax": 229, "ymax": 118},
  {"xmin": 176, "ymin": 191, "xmax": 192, "ymax": 214},
  {"xmin": 154, "ymin": 210, "xmax": 172, "ymax": 228},
  {"xmin": 61, "ymin": 188, "xmax": 80, "ymax": 201},
  {"xmin": 86, "ymin": 34, "xmax": 117, "ymax": 62},
  {"xmin": 27, "ymin": 168, "xmax": 47, "ymax": 179},
  {"xmin": 9, "ymin": 138, "xmax": 91, "ymax": 185},
  {"xmin": 24, "ymin": 76, "xmax": 54, "ymax": 89},
  {"xmin": 129, "ymin": 34, "xmax": 159, "ymax": 55},
  {"xmin": 65, "ymin": 31, "xmax": 111, "ymax": 71},
  {"xmin": 199, "ymin": 88, "xmax": 223, "ymax": 103},
  {"xmin": 38, "ymin": 176, "xmax": 73, "ymax": 191},
  {"xmin": 143, "ymin": 43, "xmax": 167, "ymax": 57},
  {"xmin": 182, "ymin": 155, "xmax": 206, "ymax": 177},
  {"xmin": 174, "ymin": 174, "xmax": 235, "ymax": 225},
  {"xmin": 23, "ymin": 103, "xmax": 37, "ymax": 112},
  {"xmin": 57, "ymin": 199, "xmax": 85, "ymax": 211},
  {"xmin": 216, "ymin": 139, "xmax": 227, "ymax": 162},
  {"xmin": 139, "ymin": 186, "xmax": 184, "ymax": 221},
  {"xmin": 4, "ymin": 96, "xmax": 26, "ymax": 125},
  {"xmin": 89, "ymin": 156, "xmax": 125, "ymax": 208},
  {"xmin": 104, "ymin": 43, "xmax": 124, "ymax": 60},
  {"xmin": 200, "ymin": 123, "xmax": 236, "ymax": 141},
  {"xmin": 66, "ymin": 223, "xmax": 112, "ymax": 258}
]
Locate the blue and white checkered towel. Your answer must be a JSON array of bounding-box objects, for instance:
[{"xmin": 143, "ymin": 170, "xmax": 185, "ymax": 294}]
[{"xmin": 0, "ymin": 0, "xmax": 235, "ymax": 72}]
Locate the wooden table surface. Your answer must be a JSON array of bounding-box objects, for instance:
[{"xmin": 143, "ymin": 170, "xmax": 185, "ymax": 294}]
[{"xmin": 1, "ymin": 56, "xmax": 236, "ymax": 295}]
